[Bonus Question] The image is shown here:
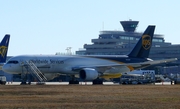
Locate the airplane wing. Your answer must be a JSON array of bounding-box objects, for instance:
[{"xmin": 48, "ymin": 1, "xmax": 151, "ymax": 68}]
[
  {"xmin": 124, "ymin": 58, "xmax": 178, "ymax": 69},
  {"xmin": 140, "ymin": 58, "xmax": 178, "ymax": 65},
  {"xmin": 72, "ymin": 58, "xmax": 178, "ymax": 71}
]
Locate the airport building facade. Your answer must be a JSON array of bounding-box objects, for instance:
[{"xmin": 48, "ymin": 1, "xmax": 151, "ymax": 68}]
[{"xmin": 76, "ymin": 20, "xmax": 180, "ymax": 76}]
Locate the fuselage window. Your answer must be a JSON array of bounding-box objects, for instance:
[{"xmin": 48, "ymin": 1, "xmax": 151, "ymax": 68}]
[{"xmin": 7, "ymin": 60, "xmax": 19, "ymax": 64}]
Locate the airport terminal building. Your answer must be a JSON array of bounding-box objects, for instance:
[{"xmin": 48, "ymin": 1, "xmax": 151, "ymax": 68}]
[{"xmin": 76, "ymin": 20, "xmax": 180, "ymax": 75}]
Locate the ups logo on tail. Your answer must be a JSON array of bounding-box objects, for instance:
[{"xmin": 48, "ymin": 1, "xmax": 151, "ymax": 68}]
[
  {"xmin": 0, "ymin": 46, "xmax": 7, "ymax": 58},
  {"xmin": 142, "ymin": 35, "xmax": 151, "ymax": 50}
]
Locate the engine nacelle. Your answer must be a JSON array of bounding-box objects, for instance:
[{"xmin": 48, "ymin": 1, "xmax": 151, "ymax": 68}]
[{"xmin": 79, "ymin": 68, "xmax": 98, "ymax": 81}]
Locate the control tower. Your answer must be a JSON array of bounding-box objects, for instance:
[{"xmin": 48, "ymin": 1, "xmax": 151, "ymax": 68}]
[{"xmin": 120, "ymin": 19, "xmax": 139, "ymax": 32}]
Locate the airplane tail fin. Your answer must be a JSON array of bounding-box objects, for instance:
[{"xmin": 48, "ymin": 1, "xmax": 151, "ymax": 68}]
[
  {"xmin": 0, "ymin": 34, "xmax": 10, "ymax": 63},
  {"xmin": 128, "ymin": 25, "xmax": 155, "ymax": 58}
]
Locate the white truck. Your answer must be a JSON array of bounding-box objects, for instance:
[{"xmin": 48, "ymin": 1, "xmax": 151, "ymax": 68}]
[
  {"xmin": 121, "ymin": 70, "xmax": 155, "ymax": 84},
  {"xmin": 0, "ymin": 75, "xmax": 6, "ymax": 85}
]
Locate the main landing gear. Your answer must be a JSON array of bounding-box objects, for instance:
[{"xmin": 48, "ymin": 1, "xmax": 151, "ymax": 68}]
[
  {"xmin": 92, "ymin": 79, "xmax": 103, "ymax": 85},
  {"xmin": 69, "ymin": 75, "xmax": 79, "ymax": 84},
  {"xmin": 68, "ymin": 75, "xmax": 103, "ymax": 85}
]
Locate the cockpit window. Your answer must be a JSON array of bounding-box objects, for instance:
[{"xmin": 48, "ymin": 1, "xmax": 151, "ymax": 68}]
[{"xmin": 7, "ymin": 60, "xmax": 19, "ymax": 64}]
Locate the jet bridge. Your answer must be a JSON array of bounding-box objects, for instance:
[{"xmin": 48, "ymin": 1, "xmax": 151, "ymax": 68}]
[{"xmin": 21, "ymin": 61, "xmax": 47, "ymax": 84}]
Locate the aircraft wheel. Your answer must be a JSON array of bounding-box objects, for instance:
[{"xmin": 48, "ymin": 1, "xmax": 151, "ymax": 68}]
[
  {"xmin": 93, "ymin": 79, "xmax": 103, "ymax": 85},
  {"xmin": 2, "ymin": 82, "xmax": 6, "ymax": 85},
  {"xmin": 69, "ymin": 80, "xmax": 79, "ymax": 84},
  {"xmin": 28, "ymin": 82, "xmax": 31, "ymax": 85},
  {"xmin": 20, "ymin": 82, "xmax": 27, "ymax": 85}
]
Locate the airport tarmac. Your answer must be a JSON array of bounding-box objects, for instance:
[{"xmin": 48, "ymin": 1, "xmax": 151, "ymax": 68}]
[
  {"xmin": 5, "ymin": 82, "xmax": 116, "ymax": 85},
  {"xmin": 0, "ymin": 84, "xmax": 180, "ymax": 109},
  {"xmin": 4, "ymin": 81, "xmax": 173, "ymax": 85}
]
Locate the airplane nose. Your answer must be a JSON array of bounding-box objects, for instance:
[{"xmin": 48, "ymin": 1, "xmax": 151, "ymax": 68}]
[
  {"xmin": 2, "ymin": 64, "xmax": 10, "ymax": 72},
  {"xmin": 2, "ymin": 64, "xmax": 19, "ymax": 74}
]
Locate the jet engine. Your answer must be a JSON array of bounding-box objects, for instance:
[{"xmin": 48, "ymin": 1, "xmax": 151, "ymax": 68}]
[{"xmin": 79, "ymin": 68, "xmax": 98, "ymax": 81}]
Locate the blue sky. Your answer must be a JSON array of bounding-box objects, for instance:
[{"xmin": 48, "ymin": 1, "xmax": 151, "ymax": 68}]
[{"xmin": 0, "ymin": 0, "xmax": 180, "ymax": 56}]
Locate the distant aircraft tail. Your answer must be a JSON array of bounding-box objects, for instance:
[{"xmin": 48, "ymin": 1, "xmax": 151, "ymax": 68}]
[
  {"xmin": 0, "ymin": 34, "xmax": 10, "ymax": 63},
  {"xmin": 128, "ymin": 25, "xmax": 155, "ymax": 58}
]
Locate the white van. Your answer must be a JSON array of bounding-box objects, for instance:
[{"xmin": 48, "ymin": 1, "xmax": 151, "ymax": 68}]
[{"xmin": 0, "ymin": 75, "xmax": 6, "ymax": 85}]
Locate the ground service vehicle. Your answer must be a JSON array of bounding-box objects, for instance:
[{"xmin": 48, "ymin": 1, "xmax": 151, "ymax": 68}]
[{"xmin": 0, "ymin": 75, "xmax": 6, "ymax": 85}]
